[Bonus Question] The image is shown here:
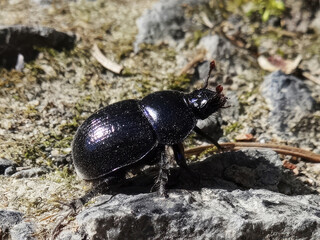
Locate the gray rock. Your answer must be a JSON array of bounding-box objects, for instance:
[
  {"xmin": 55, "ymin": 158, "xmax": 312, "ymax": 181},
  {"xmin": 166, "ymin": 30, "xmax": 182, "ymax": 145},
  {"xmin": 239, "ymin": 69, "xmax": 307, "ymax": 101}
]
[
  {"xmin": 221, "ymin": 91, "xmax": 240, "ymax": 121},
  {"xmin": 62, "ymin": 189, "xmax": 320, "ymax": 240},
  {"xmin": 11, "ymin": 167, "xmax": 48, "ymax": 178},
  {"xmin": 198, "ymin": 35, "xmax": 236, "ymax": 62},
  {"xmin": 204, "ymin": 149, "xmax": 282, "ymax": 191},
  {"xmin": 56, "ymin": 231, "xmax": 83, "ymax": 240},
  {"xmin": 134, "ymin": 0, "xmax": 208, "ymax": 52},
  {"xmin": 10, "ymin": 222, "xmax": 36, "ymax": 240},
  {"xmin": 196, "ymin": 60, "xmax": 211, "ymax": 81},
  {"xmin": 197, "ymin": 35, "xmax": 247, "ymax": 76},
  {"xmin": 56, "ymin": 149, "xmax": 320, "ymax": 239},
  {"xmin": 0, "ymin": 25, "xmax": 75, "ymax": 49},
  {"xmin": 0, "ymin": 158, "xmax": 15, "ymax": 174},
  {"xmin": 310, "ymin": 10, "xmax": 320, "ymax": 34},
  {"xmin": 284, "ymin": 0, "xmax": 320, "ymax": 33},
  {"xmin": 196, "ymin": 112, "xmax": 223, "ymax": 144},
  {"xmin": 57, "ymin": 149, "xmax": 320, "ymax": 239},
  {"xmin": 0, "ymin": 25, "xmax": 75, "ymax": 69},
  {"xmin": 118, "ymin": 149, "xmax": 283, "ymax": 193},
  {"xmin": 0, "ymin": 210, "xmax": 23, "ymax": 236},
  {"xmin": 260, "ymin": 71, "xmax": 316, "ymax": 132}
]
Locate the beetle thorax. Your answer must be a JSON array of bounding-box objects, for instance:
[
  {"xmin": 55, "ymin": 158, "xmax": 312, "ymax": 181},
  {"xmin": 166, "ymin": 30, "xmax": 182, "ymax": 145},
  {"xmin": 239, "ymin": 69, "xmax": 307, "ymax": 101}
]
[{"xmin": 185, "ymin": 88, "xmax": 227, "ymax": 120}]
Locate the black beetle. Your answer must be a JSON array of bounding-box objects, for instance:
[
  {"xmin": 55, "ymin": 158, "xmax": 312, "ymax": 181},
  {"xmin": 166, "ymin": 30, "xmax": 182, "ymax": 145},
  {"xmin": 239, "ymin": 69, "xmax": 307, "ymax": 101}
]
[{"xmin": 72, "ymin": 60, "xmax": 227, "ymax": 197}]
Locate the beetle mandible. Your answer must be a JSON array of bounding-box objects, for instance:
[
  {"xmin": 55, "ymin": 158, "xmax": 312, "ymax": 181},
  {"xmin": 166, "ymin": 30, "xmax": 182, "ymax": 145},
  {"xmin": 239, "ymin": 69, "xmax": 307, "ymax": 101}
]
[{"xmin": 72, "ymin": 60, "xmax": 227, "ymax": 197}]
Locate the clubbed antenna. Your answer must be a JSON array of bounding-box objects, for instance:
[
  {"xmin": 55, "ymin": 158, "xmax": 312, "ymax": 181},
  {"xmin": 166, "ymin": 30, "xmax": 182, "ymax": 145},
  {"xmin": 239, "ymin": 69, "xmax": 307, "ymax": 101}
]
[
  {"xmin": 202, "ymin": 60, "xmax": 216, "ymax": 89},
  {"xmin": 216, "ymin": 84, "xmax": 223, "ymax": 93}
]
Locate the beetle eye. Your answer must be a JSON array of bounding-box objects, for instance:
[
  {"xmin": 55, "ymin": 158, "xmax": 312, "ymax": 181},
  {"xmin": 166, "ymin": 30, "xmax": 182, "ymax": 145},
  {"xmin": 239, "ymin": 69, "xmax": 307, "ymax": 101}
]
[{"xmin": 200, "ymin": 99, "xmax": 207, "ymax": 108}]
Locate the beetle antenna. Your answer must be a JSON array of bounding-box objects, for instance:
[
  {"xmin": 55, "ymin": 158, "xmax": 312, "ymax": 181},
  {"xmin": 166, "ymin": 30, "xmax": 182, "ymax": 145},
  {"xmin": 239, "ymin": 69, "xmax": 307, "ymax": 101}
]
[{"xmin": 202, "ymin": 60, "xmax": 216, "ymax": 89}]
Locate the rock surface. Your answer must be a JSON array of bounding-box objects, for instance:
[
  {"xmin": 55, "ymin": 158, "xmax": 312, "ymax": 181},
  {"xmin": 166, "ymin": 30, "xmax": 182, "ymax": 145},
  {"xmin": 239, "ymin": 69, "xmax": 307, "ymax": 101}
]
[
  {"xmin": 0, "ymin": 210, "xmax": 37, "ymax": 240},
  {"xmin": 10, "ymin": 222, "xmax": 36, "ymax": 240},
  {"xmin": 198, "ymin": 35, "xmax": 236, "ymax": 63},
  {"xmin": 196, "ymin": 112, "xmax": 223, "ymax": 143},
  {"xmin": 59, "ymin": 189, "xmax": 320, "ymax": 240},
  {"xmin": 284, "ymin": 0, "xmax": 320, "ymax": 33},
  {"xmin": 0, "ymin": 25, "xmax": 75, "ymax": 69},
  {"xmin": 0, "ymin": 158, "xmax": 15, "ymax": 175},
  {"xmin": 197, "ymin": 34, "xmax": 251, "ymax": 77},
  {"xmin": 134, "ymin": 0, "xmax": 208, "ymax": 52},
  {"xmin": 11, "ymin": 167, "xmax": 48, "ymax": 179},
  {"xmin": 0, "ymin": 210, "xmax": 23, "ymax": 238},
  {"xmin": 56, "ymin": 149, "xmax": 319, "ymax": 239},
  {"xmin": 260, "ymin": 70, "xmax": 316, "ymax": 132}
]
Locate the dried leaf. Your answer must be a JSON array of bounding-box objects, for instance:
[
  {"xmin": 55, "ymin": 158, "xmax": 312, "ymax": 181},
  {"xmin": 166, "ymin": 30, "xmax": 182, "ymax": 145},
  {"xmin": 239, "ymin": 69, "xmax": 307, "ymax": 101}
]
[
  {"xmin": 282, "ymin": 160, "xmax": 297, "ymax": 170},
  {"xmin": 235, "ymin": 133, "xmax": 254, "ymax": 142},
  {"xmin": 258, "ymin": 55, "xmax": 302, "ymax": 74},
  {"xmin": 91, "ymin": 44, "xmax": 123, "ymax": 74}
]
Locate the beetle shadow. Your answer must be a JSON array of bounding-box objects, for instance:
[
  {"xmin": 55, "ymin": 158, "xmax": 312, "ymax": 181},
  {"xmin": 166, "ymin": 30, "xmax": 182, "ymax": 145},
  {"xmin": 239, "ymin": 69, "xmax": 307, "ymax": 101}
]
[{"xmin": 106, "ymin": 149, "xmax": 316, "ymax": 196}]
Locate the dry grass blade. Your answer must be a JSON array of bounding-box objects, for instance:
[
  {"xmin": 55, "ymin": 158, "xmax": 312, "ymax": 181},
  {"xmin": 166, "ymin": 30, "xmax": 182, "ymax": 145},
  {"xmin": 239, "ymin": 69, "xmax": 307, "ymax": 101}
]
[
  {"xmin": 178, "ymin": 52, "xmax": 205, "ymax": 76},
  {"xmin": 92, "ymin": 44, "xmax": 123, "ymax": 74},
  {"xmin": 200, "ymin": 12, "xmax": 214, "ymax": 28},
  {"xmin": 302, "ymin": 72, "xmax": 320, "ymax": 85},
  {"xmin": 185, "ymin": 142, "xmax": 320, "ymax": 163}
]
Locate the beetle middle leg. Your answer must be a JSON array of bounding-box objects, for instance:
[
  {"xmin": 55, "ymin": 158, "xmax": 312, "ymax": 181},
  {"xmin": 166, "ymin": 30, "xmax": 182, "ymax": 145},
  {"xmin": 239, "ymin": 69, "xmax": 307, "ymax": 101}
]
[{"xmin": 172, "ymin": 143, "xmax": 199, "ymax": 182}]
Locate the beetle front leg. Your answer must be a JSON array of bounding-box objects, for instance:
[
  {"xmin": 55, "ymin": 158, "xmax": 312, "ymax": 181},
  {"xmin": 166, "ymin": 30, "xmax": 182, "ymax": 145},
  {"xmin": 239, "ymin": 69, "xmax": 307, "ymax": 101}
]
[
  {"xmin": 152, "ymin": 146, "xmax": 170, "ymax": 197},
  {"xmin": 193, "ymin": 126, "xmax": 223, "ymax": 151}
]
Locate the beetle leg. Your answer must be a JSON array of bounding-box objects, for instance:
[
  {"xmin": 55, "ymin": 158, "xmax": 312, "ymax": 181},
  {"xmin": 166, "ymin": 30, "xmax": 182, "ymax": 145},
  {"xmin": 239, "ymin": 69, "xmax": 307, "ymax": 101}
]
[
  {"xmin": 193, "ymin": 126, "xmax": 223, "ymax": 151},
  {"xmin": 152, "ymin": 146, "xmax": 170, "ymax": 197},
  {"xmin": 172, "ymin": 143, "xmax": 189, "ymax": 170},
  {"xmin": 69, "ymin": 174, "xmax": 124, "ymax": 212},
  {"xmin": 52, "ymin": 175, "xmax": 124, "ymax": 239},
  {"xmin": 172, "ymin": 143, "xmax": 198, "ymax": 180}
]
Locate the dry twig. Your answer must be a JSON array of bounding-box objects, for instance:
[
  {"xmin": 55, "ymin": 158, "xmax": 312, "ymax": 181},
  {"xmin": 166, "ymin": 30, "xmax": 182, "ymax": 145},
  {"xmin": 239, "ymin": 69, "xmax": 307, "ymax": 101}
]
[
  {"xmin": 178, "ymin": 52, "xmax": 205, "ymax": 76},
  {"xmin": 302, "ymin": 72, "xmax": 320, "ymax": 85},
  {"xmin": 92, "ymin": 44, "xmax": 123, "ymax": 74},
  {"xmin": 200, "ymin": 12, "xmax": 214, "ymax": 28},
  {"xmin": 265, "ymin": 26, "xmax": 298, "ymax": 38},
  {"xmin": 185, "ymin": 142, "xmax": 320, "ymax": 163}
]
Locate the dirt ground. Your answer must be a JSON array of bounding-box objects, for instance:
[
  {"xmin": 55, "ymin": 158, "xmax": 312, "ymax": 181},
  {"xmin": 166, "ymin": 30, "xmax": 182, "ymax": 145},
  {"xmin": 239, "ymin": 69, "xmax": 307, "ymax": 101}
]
[{"xmin": 0, "ymin": 0, "xmax": 320, "ymax": 238}]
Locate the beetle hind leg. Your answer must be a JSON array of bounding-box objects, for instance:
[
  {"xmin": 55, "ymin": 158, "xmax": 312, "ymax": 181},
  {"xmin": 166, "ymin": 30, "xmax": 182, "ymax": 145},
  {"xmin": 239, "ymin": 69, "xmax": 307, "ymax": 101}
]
[
  {"xmin": 152, "ymin": 146, "xmax": 170, "ymax": 197},
  {"xmin": 69, "ymin": 173, "xmax": 125, "ymax": 212},
  {"xmin": 52, "ymin": 174, "xmax": 124, "ymax": 239}
]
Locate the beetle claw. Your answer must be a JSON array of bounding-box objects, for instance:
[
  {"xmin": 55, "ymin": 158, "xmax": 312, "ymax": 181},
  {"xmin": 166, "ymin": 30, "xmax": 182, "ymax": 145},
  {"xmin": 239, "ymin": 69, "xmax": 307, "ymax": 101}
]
[{"xmin": 158, "ymin": 188, "xmax": 169, "ymax": 198}]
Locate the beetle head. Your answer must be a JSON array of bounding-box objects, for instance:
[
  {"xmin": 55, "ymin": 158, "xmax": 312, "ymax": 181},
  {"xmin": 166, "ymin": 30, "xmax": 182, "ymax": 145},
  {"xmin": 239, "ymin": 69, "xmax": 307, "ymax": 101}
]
[
  {"xmin": 186, "ymin": 85, "xmax": 227, "ymax": 120},
  {"xmin": 185, "ymin": 60, "xmax": 227, "ymax": 119}
]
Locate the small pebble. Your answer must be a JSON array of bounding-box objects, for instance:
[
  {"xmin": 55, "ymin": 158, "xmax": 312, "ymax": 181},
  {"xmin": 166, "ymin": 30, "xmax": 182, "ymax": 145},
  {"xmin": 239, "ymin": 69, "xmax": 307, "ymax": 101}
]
[
  {"xmin": 11, "ymin": 167, "xmax": 48, "ymax": 179},
  {"xmin": 0, "ymin": 158, "xmax": 15, "ymax": 175},
  {"xmin": 5, "ymin": 166, "xmax": 17, "ymax": 176},
  {"xmin": 292, "ymin": 168, "xmax": 299, "ymax": 176}
]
